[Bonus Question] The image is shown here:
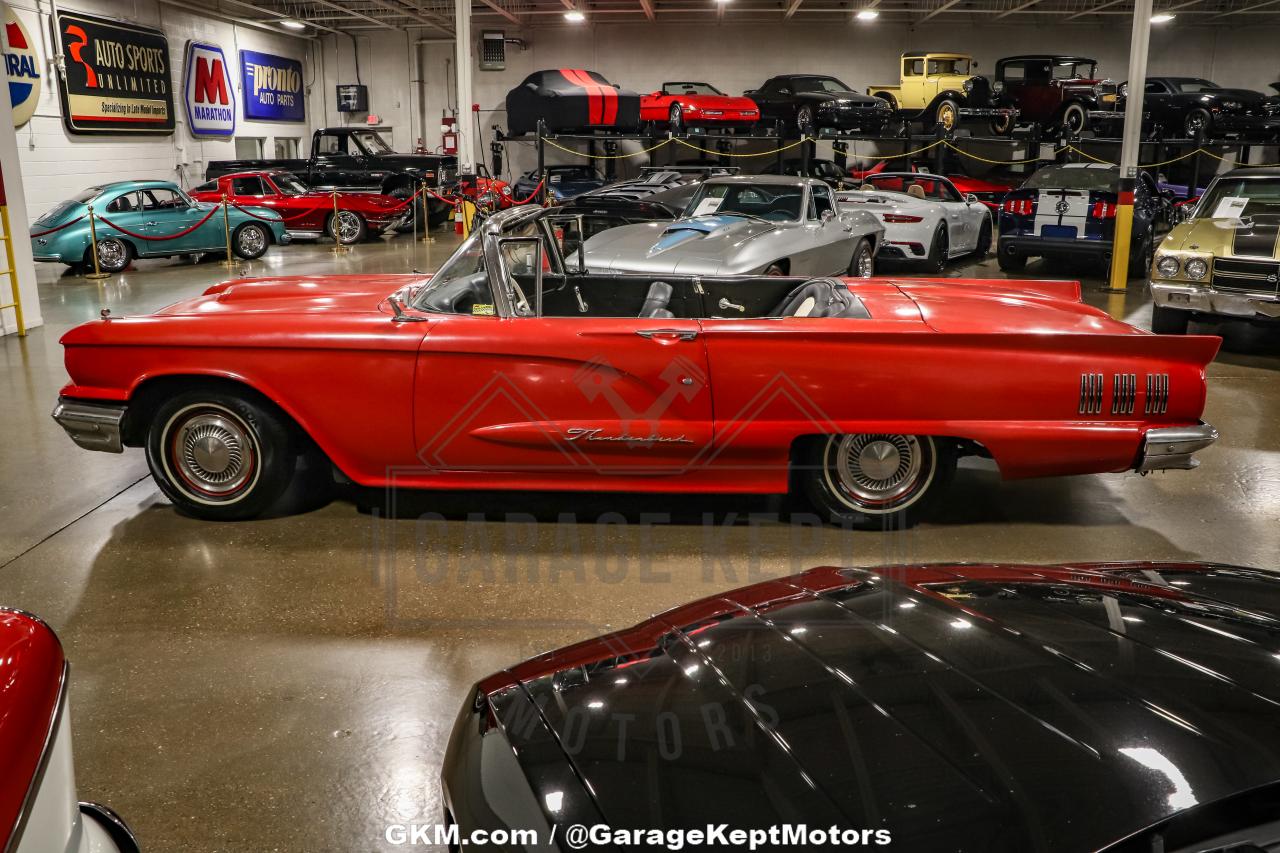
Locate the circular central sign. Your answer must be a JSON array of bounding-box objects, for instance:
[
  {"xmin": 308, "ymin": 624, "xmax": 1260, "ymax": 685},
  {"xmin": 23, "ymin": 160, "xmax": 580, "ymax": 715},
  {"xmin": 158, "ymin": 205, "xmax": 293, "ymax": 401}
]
[
  {"xmin": 1055, "ymin": 199, "xmax": 1071, "ymax": 215},
  {"xmin": 3, "ymin": 8, "xmax": 40, "ymax": 127}
]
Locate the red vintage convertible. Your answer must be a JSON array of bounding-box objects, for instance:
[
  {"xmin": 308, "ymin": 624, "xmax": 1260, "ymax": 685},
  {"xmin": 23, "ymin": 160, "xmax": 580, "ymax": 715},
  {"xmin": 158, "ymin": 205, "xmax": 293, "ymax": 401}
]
[
  {"xmin": 52, "ymin": 205, "xmax": 1218, "ymax": 525},
  {"xmin": 190, "ymin": 170, "xmax": 410, "ymax": 244},
  {"xmin": 640, "ymin": 82, "xmax": 761, "ymax": 132}
]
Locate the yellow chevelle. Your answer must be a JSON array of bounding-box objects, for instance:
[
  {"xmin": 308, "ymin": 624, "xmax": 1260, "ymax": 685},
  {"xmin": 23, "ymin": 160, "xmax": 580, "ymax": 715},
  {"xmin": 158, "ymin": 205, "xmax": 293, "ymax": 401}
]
[{"xmin": 1149, "ymin": 167, "xmax": 1280, "ymax": 334}]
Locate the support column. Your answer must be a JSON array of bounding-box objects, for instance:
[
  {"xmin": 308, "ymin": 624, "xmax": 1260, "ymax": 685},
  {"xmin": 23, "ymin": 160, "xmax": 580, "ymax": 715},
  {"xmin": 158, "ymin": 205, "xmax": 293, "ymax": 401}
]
[
  {"xmin": 1107, "ymin": 0, "xmax": 1153, "ymax": 292},
  {"xmin": 453, "ymin": 0, "xmax": 477, "ymax": 173}
]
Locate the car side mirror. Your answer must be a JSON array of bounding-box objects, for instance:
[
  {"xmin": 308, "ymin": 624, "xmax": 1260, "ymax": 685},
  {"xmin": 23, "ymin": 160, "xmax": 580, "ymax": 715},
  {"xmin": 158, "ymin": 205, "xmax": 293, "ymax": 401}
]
[
  {"xmin": 965, "ymin": 193, "xmax": 979, "ymax": 204},
  {"xmin": 820, "ymin": 209, "xmax": 835, "ymax": 223}
]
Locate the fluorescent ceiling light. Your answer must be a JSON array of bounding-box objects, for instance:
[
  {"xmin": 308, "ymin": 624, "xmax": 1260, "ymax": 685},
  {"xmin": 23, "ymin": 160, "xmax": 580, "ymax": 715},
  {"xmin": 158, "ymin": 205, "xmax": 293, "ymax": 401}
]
[
  {"xmin": 280, "ymin": 18, "xmax": 307, "ymax": 29},
  {"xmin": 1150, "ymin": 12, "xmax": 1175, "ymax": 22},
  {"xmin": 563, "ymin": 8, "xmax": 586, "ymax": 20},
  {"xmin": 855, "ymin": 8, "xmax": 879, "ymax": 18}
]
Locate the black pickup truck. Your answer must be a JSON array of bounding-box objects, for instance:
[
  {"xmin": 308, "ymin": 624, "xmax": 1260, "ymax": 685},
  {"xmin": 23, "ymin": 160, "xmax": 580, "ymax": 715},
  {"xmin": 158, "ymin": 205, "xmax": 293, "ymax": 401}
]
[{"xmin": 206, "ymin": 127, "xmax": 458, "ymax": 227}]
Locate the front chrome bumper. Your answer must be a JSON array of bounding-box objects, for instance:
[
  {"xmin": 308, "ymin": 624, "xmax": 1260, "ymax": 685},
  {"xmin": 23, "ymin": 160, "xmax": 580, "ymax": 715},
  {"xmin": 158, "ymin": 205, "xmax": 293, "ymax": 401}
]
[
  {"xmin": 1137, "ymin": 422, "xmax": 1218, "ymax": 472},
  {"xmin": 1151, "ymin": 281, "xmax": 1280, "ymax": 320},
  {"xmin": 51, "ymin": 399, "xmax": 127, "ymax": 453}
]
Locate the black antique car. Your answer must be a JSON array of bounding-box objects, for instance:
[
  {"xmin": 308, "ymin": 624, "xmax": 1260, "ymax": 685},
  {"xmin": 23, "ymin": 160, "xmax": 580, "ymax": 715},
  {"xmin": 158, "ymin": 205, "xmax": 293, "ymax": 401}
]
[
  {"xmin": 746, "ymin": 74, "xmax": 892, "ymax": 136},
  {"xmin": 506, "ymin": 69, "xmax": 642, "ymax": 135},
  {"xmin": 443, "ymin": 561, "xmax": 1280, "ymax": 852},
  {"xmin": 1103, "ymin": 77, "xmax": 1280, "ymax": 140},
  {"xmin": 992, "ymin": 55, "xmax": 1121, "ymax": 135}
]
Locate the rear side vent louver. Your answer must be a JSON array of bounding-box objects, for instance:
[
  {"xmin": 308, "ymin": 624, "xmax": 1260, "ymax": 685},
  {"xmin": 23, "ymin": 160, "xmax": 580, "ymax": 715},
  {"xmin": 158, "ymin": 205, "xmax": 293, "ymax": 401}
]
[
  {"xmin": 1079, "ymin": 373, "xmax": 1105, "ymax": 414},
  {"xmin": 1145, "ymin": 373, "xmax": 1169, "ymax": 414},
  {"xmin": 1112, "ymin": 373, "xmax": 1137, "ymax": 415}
]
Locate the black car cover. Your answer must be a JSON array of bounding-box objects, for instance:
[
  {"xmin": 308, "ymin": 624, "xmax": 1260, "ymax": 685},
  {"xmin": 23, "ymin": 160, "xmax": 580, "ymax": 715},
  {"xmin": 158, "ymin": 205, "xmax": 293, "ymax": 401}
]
[{"xmin": 506, "ymin": 69, "xmax": 641, "ymax": 134}]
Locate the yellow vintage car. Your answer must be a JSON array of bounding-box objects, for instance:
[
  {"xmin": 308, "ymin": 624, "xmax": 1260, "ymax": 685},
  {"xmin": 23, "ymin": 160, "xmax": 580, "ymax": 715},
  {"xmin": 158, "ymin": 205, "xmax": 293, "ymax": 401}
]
[
  {"xmin": 868, "ymin": 52, "xmax": 1015, "ymax": 131},
  {"xmin": 1149, "ymin": 167, "xmax": 1280, "ymax": 334}
]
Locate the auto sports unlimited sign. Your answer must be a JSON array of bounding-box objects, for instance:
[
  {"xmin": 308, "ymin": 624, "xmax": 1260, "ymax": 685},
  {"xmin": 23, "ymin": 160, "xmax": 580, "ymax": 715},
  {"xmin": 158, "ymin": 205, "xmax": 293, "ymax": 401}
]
[
  {"xmin": 4, "ymin": 7, "xmax": 41, "ymax": 127},
  {"xmin": 240, "ymin": 49, "xmax": 304, "ymax": 122},
  {"xmin": 184, "ymin": 41, "xmax": 235, "ymax": 136},
  {"xmin": 53, "ymin": 11, "xmax": 174, "ymax": 134}
]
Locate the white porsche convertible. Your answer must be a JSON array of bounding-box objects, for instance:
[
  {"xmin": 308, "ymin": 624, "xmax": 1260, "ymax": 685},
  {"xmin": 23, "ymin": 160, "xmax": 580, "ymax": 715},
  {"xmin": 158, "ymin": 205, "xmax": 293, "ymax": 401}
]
[{"xmin": 836, "ymin": 173, "xmax": 993, "ymax": 272}]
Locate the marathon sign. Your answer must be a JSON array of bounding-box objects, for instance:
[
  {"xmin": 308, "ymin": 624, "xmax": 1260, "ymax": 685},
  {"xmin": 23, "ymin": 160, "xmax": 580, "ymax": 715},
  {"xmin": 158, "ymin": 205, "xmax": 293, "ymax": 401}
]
[
  {"xmin": 183, "ymin": 41, "xmax": 235, "ymax": 136},
  {"xmin": 240, "ymin": 49, "xmax": 304, "ymax": 123},
  {"xmin": 4, "ymin": 7, "xmax": 41, "ymax": 127},
  {"xmin": 54, "ymin": 11, "xmax": 174, "ymax": 135}
]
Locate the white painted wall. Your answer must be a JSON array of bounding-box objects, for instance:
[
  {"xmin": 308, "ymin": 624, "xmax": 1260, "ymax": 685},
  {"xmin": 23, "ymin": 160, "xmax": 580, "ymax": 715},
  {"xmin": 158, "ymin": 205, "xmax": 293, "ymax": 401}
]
[
  {"xmin": 311, "ymin": 21, "xmax": 1280, "ymax": 180},
  {"xmin": 10, "ymin": 0, "xmax": 322, "ymax": 223}
]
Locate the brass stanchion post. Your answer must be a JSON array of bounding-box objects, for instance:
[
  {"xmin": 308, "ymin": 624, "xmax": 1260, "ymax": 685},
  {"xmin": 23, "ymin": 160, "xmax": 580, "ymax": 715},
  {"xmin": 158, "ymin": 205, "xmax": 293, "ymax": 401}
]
[
  {"xmin": 219, "ymin": 195, "xmax": 238, "ymax": 267},
  {"xmin": 330, "ymin": 190, "xmax": 349, "ymax": 254},
  {"xmin": 420, "ymin": 181, "xmax": 434, "ymax": 243},
  {"xmin": 83, "ymin": 205, "xmax": 110, "ymax": 281}
]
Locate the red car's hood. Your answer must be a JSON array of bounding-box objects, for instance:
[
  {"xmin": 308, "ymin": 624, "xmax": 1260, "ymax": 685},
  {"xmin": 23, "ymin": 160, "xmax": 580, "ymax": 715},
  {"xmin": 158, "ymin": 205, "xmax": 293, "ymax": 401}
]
[{"xmin": 155, "ymin": 274, "xmax": 422, "ymax": 316}]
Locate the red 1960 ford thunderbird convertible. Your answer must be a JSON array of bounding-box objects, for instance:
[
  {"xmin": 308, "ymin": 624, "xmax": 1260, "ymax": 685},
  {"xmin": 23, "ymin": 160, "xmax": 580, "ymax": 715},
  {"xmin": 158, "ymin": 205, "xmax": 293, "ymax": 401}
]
[{"xmin": 52, "ymin": 205, "xmax": 1219, "ymax": 526}]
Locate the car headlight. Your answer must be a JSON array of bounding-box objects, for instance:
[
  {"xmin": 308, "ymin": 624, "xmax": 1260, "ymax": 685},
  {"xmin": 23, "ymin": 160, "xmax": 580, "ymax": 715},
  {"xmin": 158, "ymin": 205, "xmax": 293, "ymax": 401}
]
[
  {"xmin": 992, "ymin": 80, "xmax": 1005, "ymax": 94},
  {"xmin": 1155, "ymin": 255, "xmax": 1181, "ymax": 278},
  {"xmin": 1184, "ymin": 258, "xmax": 1209, "ymax": 280},
  {"xmin": 963, "ymin": 78, "xmax": 975, "ymax": 93},
  {"xmin": 1118, "ymin": 83, "xmax": 1128, "ymax": 97},
  {"xmin": 1221, "ymin": 101, "xmax": 1242, "ymax": 111}
]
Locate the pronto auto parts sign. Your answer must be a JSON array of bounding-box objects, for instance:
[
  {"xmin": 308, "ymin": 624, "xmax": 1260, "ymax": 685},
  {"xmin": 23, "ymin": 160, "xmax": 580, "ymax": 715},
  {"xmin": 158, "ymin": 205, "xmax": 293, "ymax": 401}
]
[
  {"xmin": 4, "ymin": 7, "xmax": 40, "ymax": 127},
  {"xmin": 184, "ymin": 41, "xmax": 234, "ymax": 136},
  {"xmin": 54, "ymin": 10, "xmax": 174, "ymax": 135},
  {"xmin": 240, "ymin": 49, "xmax": 304, "ymax": 122}
]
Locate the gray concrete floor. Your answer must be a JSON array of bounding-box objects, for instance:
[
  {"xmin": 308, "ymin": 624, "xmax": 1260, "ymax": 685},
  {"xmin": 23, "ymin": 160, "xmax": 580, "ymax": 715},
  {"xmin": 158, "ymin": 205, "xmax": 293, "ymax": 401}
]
[{"xmin": 1, "ymin": 232, "xmax": 1278, "ymax": 852}]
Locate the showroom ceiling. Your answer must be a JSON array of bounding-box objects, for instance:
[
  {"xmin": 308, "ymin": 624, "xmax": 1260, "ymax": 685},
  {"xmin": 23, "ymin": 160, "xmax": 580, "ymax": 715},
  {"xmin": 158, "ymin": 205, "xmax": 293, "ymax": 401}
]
[{"xmin": 202, "ymin": 0, "xmax": 1280, "ymax": 31}]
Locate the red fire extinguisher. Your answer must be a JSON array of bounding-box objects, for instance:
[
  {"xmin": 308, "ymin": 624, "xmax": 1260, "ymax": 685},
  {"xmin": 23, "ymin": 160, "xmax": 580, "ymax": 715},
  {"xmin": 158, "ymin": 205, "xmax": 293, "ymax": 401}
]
[{"xmin": 441, "ymin": 115, "xmax": 458, "ymax": 155}]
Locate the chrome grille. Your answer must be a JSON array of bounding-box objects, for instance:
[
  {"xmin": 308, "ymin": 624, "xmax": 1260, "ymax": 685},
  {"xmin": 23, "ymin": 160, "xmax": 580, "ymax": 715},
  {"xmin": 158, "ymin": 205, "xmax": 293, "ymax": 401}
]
[
  {"xmin": 1212, "ymin": 258, "xmax": 1280, "ymax": 294},
  {"xmin": 1112, "ymin": 373, "xmax": 1137, "ymax": 415},
  {"xmin": 1079, "ymin": 373, "xmax": 1104, "ymax": 414},
  {"xmin": 1145, "ymin": 373, "xmax": 1169, "ymax": 415}
]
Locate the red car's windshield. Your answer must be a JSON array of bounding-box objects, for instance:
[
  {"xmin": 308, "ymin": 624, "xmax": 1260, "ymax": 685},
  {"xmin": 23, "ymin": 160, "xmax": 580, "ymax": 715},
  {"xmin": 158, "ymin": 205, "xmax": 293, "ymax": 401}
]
[{"xmin": 662, "ymin": 82, "xmax": 723, "ymax": 96}]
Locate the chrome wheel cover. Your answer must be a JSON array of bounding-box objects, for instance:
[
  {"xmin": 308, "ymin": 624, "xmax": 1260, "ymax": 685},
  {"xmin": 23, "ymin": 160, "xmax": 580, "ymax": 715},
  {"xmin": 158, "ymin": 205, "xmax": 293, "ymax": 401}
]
[
  {"xmin": 335, "ymin": 211, "xmax": 361, "ymax": 243},
  {"xmin": 824, "ymin": 434, "xmax": 935, "ymax": 512},
  {"xmin": 938, "ymin": 103, "xmax": 957, "ymax": 130},
  {"xmin": 97, "ymin": 239, "xmax": 126, "ymax": 270},
  {"xmin": 798, "ymin": 107, "xmax": 813, "ymax": 129},
  {"xmin": 855, "ymin": 247, "xmax": 874, "ymax": 277},
  {"xmin": 237, "ymin": 224, "xmax": 266, "ymax": 255},
  {"xmin": 669, "ymin": 104, "xmax": 682, "ymax": 129},
  {"xmin": 163, "ymin": 404, "xmax": 260, "ymax": 503}
]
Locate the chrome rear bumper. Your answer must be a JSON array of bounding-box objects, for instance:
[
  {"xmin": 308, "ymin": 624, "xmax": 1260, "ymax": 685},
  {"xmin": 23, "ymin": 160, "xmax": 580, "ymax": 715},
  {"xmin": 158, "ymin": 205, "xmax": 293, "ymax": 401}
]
[
  {"xmin": 1137, "ymin": 422, "xmax": 1218, "ymax": 472},
  {"xmin": 51, "ymin": 399, "xmax": 127, "ymax": 453}
]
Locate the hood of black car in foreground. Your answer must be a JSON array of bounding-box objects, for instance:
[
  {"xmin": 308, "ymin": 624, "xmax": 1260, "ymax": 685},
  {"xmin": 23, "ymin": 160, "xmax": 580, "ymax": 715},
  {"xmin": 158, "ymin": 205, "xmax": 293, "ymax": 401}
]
[{"xmin": 475, "ymin": 562, "xmax": 1280, "ymax": 852}]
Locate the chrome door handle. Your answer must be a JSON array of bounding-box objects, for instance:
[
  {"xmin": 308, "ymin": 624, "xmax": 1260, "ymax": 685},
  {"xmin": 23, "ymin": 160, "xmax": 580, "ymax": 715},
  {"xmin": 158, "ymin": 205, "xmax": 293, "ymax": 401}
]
[
  {"xmin": 636, "ymin": 328, "xmax": 698, "ymax": 341},
  {"xmin": 144, "ymin": 221, "xmax": 160, "ymax": 226}
]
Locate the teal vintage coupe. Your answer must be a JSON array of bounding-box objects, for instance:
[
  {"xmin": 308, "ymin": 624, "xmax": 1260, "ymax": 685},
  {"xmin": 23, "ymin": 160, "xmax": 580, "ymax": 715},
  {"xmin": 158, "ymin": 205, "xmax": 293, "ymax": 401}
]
[{"xmin": 30, "ymin": 180, "xmax": 290, "ymax": 273}]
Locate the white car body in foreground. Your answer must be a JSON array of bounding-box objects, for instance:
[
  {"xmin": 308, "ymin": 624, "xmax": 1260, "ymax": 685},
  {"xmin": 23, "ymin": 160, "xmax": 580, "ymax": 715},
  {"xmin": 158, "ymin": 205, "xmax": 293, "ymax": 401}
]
[{"xmin": 836, "ymin": 172, "xmax": 992, "ymax": 267}]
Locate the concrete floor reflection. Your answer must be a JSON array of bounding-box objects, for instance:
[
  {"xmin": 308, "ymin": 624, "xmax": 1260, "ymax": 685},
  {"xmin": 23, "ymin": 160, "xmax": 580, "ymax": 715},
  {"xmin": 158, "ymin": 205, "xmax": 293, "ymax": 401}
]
[{"xmin": 0, "ymin": 233, "xmax": 1277, "ymax": 852}]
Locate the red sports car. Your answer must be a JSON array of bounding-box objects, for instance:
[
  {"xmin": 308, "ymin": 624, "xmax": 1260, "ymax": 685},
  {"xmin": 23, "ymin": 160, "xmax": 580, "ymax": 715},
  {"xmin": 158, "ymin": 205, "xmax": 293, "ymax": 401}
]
[
  {"xmin": 849, "ymin": 160, "xmax": 1016, "ymax": 210},
  {"xmin": 641, "ymin": 81, "xmax": 761, "ymax": 132},
  {"xmin": 190, "ymin": 170, "xmax": 410, "ymax": 244},
  {"xmin": 51, "ymin": 205, "xmax": 1218, "ymax": 525}
]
